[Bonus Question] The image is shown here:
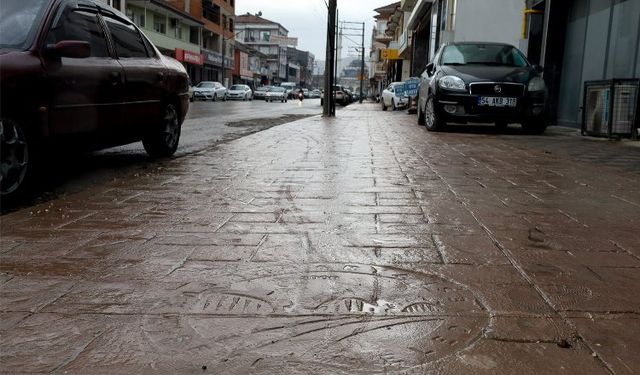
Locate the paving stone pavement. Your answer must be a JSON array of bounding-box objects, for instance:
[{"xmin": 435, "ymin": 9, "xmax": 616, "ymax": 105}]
[{"xmin": 1, "ymin": 104, "xmax": 639, "ymax": 374}]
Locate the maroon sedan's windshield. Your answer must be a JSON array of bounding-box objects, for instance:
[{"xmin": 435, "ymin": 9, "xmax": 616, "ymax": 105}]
[{"xmin": 0, "ymin": 0, "xmax": 49, "ymax": 50}]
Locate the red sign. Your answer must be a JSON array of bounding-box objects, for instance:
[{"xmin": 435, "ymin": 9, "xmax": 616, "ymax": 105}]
[{"xmin": 175, "ymin": 48, "xmax": 203, "ymax": 65}]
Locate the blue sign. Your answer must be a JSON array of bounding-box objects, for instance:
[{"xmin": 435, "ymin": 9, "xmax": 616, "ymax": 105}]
[
  {"xmin": 394, "ymin": 84, "xmax": 406, "ymax": 97},
  {"xmin": 405, "ymin": 78, "xmax": 420, "ymax": 97}
]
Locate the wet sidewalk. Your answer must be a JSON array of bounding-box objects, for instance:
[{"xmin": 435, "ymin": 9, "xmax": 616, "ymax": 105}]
[{"xmin": 1, "ymin": 104, "xmax": 639, "ymax": 374}]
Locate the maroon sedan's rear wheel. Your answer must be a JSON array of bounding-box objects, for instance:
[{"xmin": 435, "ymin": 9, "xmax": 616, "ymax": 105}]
[
  {"xmin": 1, "ymin": 118, "xmax": 31, "ymax": 198},
  {"xmin": 143, "ymin": 104, "xmax": 181, "ymax": 158}
]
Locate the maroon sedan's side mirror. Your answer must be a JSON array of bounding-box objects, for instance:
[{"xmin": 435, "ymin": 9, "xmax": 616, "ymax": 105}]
[{"xmin": 48, "ymin": 41, "xmax": 91, "ymax": 59}]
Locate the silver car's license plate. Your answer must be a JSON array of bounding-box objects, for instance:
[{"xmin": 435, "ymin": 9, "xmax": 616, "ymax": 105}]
[{"xmin": 477, "ymin": 97, "xmax": 517, "ymax": 107}]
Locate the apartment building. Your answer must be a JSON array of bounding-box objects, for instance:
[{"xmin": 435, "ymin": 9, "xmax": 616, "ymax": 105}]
[{"xmin": 235, "ymin": 14, "xmax": 290, "ymax": 84}]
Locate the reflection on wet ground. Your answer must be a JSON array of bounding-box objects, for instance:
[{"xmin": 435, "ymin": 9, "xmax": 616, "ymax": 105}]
[{"xmin": 1, "ymin": 104, "xmax": 639, "ymax": 373}]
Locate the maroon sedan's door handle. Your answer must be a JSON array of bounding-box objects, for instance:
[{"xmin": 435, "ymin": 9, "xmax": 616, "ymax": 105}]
[{"xmin": 109, "ymin": 71, "xmax": 121, "ymax": 85}]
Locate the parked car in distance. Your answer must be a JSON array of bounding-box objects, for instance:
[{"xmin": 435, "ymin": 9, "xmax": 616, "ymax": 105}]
[
  {"xmin": 311, "ymin": 89, "xmax": 321, "ymax": 98},
  {"xmin": 280, "ymin": 82, "xmax": 297, "ymax": 99},
  {"xmin": 0, "ymin": 0, "xmax": 190, "ymax": 199},
  {"xmin": 302, "ymin": 89, "xmax": 310, "ymax": 98},
  {"xmin": 417, "ymin": 41, "xmax": 547, "ymax": 133},
  {"xmin": 381, "ymin": 82, "xmax": 409, "ymax": 111},
  {"xmin": 253, "ymin": 86, "xmax": 270, "ymax": 100},
  {"xmin": 227, "ymin": 85, "xmax": 253, "ymax": 101},
  {"xmin": 193, "ymin": 81, "xmax": 227, "ymax": 101},
  {"xmin": 265, "ymin": 87, "xmax": 288, "ymax": 102},
  {"xmin": 320, "ymin": 85, "xmax": 348, "ymax": 106}
]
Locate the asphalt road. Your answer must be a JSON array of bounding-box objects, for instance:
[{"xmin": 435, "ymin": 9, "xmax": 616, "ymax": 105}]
[
  {"xmin": 4, "ymin": 98, "xmax": 324, "ymax": 211},
  {"xmin": 106, "ymin": 98, "xmax": 324, "ymax": 156}
]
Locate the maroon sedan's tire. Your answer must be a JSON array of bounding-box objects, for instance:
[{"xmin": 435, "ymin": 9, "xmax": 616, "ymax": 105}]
[
  {"xmin": 143, "ymin": 104, "xmax": 181, "ymax": 158},
  {"xmin": 0, "ymin": 118, "xmax": 36, "ymax": 199}
]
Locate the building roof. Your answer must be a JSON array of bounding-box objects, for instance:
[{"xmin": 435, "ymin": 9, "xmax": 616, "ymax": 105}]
[
  {"xmin": 374, "ymin": 1, "xmax": 401, "ymax": 14},
  {"xmin": 235, "ymin": 13, "xmax": 289, "ymax": 33}
]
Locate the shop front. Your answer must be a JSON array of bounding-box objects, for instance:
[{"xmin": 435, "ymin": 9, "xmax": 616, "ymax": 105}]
[
  {"xmin": 175, "ymin": 48, "xmax": 204, "ymax": 84},
  {"xmin": 201, "ymin": 49, "xmax": 235, "ymax": 85}
]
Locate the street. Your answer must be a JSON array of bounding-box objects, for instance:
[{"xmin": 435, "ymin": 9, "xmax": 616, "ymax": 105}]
[{"xmin": 1, "ymin": 103, "xmax": 639, "ymax": 373}]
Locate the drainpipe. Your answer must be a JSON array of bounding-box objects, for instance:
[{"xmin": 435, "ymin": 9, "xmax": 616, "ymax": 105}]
[{"xmin": 522, "ymin": 8, "xmax": 543, "ymax": 40}]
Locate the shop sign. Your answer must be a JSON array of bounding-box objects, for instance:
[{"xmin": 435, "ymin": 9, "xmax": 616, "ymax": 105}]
[
  {"xmin": 271, "ymin": 35, "xmax": 298, "ymax": 47},
  {"xmin": 175, "ymin": 48, "xmax": 203, "ymax": 65},
  {"xmin": 203, "ymin": 50, "xmax": 222, "ymax": 65},
  {"xmin": 381, "ymin": 49, "xmax": 400, "ymax": 60}
]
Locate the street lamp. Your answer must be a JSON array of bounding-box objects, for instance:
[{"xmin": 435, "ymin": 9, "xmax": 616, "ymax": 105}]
[{"xmin": 221, "ymin": 29, "xmax": 243, "ymax": 87}]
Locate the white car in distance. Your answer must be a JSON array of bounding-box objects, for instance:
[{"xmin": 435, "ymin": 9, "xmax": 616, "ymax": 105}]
[
  {"xmin": 265, "ymin": 87, "xmax": 288, "ymax": 103},
  {"xmin": 381, "ymin": 82, "xmax": 408, "ymax": 111},
  {"xmin": 227, "ymin": 85, "xmax": 253, "ymax": 101},
  {"xmin": 193, "ymin": 81, "xmax": 228, "ymax": 102}
]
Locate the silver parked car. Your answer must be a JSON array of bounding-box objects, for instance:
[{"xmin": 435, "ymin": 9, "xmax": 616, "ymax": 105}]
[
  {"xmin": 193, "ymin": 81, "xmax": 227, "ymax": 102},
  {"xmin": 227, "ymin": 85, "xmax": 253, "ymax": 101}
]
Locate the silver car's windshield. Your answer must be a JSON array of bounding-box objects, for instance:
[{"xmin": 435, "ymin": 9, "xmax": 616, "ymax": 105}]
[
  {"xmin": 197, "ymin": 82, "xmax": 215, "ymax": 88},
  {"xmin": 230, "ymin": 85, "xmax": 243, "ymax": 90},
  {"xmin": 0, "ymin": 0, "xmax": 49, "ymax": 50}
]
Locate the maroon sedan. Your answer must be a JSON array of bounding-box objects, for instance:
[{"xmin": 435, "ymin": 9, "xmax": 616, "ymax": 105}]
[{"xmin": 0, "ymin": 0, "xmax": 190, "ymax": 198}]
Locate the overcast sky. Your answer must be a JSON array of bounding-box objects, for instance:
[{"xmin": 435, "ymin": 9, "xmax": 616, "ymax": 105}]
[{"xmin": 236, "ymin": 0, "xmax": 397, "ymax": 62}]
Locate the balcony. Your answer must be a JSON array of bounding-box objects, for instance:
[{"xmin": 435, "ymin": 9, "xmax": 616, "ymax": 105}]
[{"xmin": 401, "ymin": 0, "xmax": 418, "ymax": 12}]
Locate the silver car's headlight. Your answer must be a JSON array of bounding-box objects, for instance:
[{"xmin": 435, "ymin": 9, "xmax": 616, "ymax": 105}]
[
  {"xmin": 438, "ymin": 75, "xmax": 466, "ymax": 91},
  {"xmin": 528, "ymin": 76, "xmax": 546, "ymax": 92}
]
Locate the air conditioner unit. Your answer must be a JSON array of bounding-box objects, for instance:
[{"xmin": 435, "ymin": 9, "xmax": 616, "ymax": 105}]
[
  {"xmin": 583, "ymin": 79, "xmax": 639, "ymax": 138},
  {"xmin": 584, "ymin": 83, "xmax": 609, "ymax": 136}
]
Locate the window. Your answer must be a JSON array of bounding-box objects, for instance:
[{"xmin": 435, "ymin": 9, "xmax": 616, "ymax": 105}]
[
  {"xmin": 189, "ymin": 26, "xmax": 199, "ymax": 44},
  {"xmin": 175, "ymin": 25, "xmax": 182, "ymax": 39},
  {"xmin": 126, "ymin": 9, "xmax": 145, "ymax": 28},
  {"xmin": 228, "ymin": 18, "xmax": 233, "ymax": 32},
  {"xmin": 202, "ymin": 1, "xmax": 220, "ymax": 25},
  {"xmin": 153, "ymin": 16, "xmax": 166, "ymax": 34},
  {"xmin": 46, "ymin": 9, "xmax": 109, "ymax": 57},
  {"xmin": 103, "ymin": 15, "xmax": 148, "ymax": 58}
]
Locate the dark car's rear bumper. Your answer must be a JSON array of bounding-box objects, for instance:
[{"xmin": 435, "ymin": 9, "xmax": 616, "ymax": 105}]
[{"xmin": 434, "ymin": 89, "xmax": 546, "ymax": 123}]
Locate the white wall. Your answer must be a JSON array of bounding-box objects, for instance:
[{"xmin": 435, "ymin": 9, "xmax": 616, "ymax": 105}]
[{"xmin": 453, "ymin": 0, "xmax": 525, "ymax": 49}]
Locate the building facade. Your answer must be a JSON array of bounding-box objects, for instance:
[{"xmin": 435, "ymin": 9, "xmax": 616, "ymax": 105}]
[
  {"xmin": 288, "ymin": 48, "xmax": 316, "ymax": 88},
  {"xmin": 235, "ymin": 14, "xmax": 291, "ymax": 84},
  {"xmin": 525, "ymin": 0, "xmax": 640, "ymax": 128},
  {"xmin": 395, "ymin": 0, "xmax": 639, "ymax": 129},
  {"xmin": 167, "ymin": 0, "xmax": 236, "ymax": 87},
  {"xmin": 232, "ymin": 42, "xmax": 267, "ymax": 88},
  {"xmin": 370, "ymin": 2, "xmax": 401, "ymax": 97}
]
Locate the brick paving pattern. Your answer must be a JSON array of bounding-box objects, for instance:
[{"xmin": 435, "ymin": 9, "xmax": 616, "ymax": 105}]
[{"xmin": 1, "ymin": 104, "xmax": 639, "ymax": 374}]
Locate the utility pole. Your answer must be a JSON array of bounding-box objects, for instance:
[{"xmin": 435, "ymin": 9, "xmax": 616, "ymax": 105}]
[
  {"xmin": 323, "ymin": 0, "xmax": 337, "ymax": 117},
  {"xmin": 360, "ymin": 22, "xmax": 365, "ymax": 103}
]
